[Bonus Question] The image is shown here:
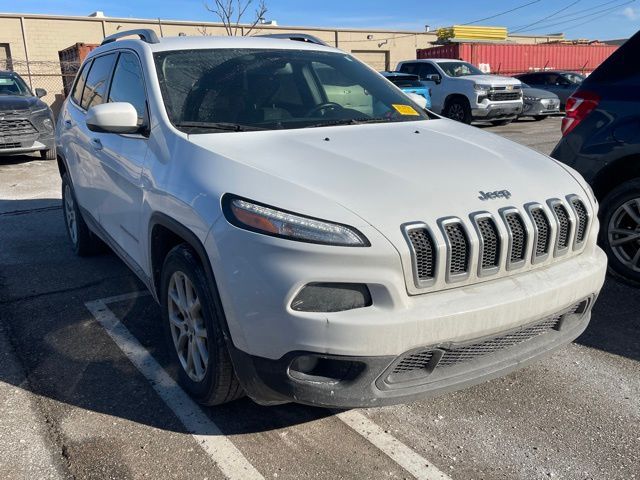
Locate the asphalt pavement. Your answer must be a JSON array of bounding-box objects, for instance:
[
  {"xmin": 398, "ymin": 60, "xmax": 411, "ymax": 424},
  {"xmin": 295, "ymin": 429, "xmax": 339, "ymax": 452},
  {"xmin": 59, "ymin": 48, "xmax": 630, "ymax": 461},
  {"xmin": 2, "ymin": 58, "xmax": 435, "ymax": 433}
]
[{"xmin": 0, "ymin": 117, "xmax": 638, "ymax": 480}]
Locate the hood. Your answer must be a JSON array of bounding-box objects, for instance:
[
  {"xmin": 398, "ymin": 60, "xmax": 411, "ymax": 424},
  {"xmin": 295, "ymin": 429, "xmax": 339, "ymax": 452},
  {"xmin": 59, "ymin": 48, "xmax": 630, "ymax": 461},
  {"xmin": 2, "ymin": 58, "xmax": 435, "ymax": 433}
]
[
  {"xmin": 460, "ymin": 74, "xmax": 521, "ymax": 86},
  {"xmin": 522, "ymin": 87, "xmax": 559, "ymax": 100},
  {"xmin": 188, "ymin": 119, "xmax": 586, "ymax": 236},
  {"xmin": 0, "ymin": 95, "xmax": 40, "ymax": 111}
]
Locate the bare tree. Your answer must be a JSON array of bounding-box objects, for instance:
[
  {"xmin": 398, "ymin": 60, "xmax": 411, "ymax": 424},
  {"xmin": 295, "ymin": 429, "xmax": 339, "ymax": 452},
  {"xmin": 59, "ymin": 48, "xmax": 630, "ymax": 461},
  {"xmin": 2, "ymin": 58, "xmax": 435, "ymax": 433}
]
[{"xmin": 204, "ymin": 0, "xmax": 268, "ymax": 36}]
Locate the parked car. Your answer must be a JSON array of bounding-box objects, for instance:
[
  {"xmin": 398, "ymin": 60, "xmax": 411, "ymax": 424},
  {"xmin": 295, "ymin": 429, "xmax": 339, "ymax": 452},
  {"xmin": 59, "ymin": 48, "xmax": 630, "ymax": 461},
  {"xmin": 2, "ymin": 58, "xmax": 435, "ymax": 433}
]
[
  {"xmin": 57, "ymin": 30, "xmax": 606, "ymax": 408},
  {"xmin": 515, "ymin": 71, "xmax": 585, "ymax": 109},
  {"xmin": 396, "ymin": 59, "xmax": 523, "ymax": 125},
  {"xmin": 0, "ymin": 71, "xmax": 56, "ymax": 160},
  {"xmin": 380, "ymin": 71, "xmax": 432, "ymax": 109},
  {"xmin": 518, "ymin": 82, "xmax": 560, "ymax": 120},
  {"xmin": 552, "ymin": 32, "xmax": 640, "ymax": 284}
]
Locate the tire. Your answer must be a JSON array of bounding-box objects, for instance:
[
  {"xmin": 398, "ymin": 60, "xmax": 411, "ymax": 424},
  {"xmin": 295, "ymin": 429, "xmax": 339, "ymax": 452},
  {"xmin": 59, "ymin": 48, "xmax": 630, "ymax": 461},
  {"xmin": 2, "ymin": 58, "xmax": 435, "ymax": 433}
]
[
  {"xmin": 161, "ymin": 244, "xmax": 244, "ymax": 406},
  {"xmin": 599, "ymin": 178, "xmax": 640, "ymax": 284},
  {"xmin": 40, "ymin": 146, "xmax": 56, "ymax": 160},
  {"xmin": 533, "ymin": 115, "xmax": 547, "ymax": 121},
  {"xmin": 61, "ymin": 173, "xmax": 104, "ymax": 256},
  {"xmin": 491, "ymin": 119, "xmax": 513, "ymax": 126},
  {"xmin": 444, "ymin": 98, "xmax": 472, "ymax": 124}
]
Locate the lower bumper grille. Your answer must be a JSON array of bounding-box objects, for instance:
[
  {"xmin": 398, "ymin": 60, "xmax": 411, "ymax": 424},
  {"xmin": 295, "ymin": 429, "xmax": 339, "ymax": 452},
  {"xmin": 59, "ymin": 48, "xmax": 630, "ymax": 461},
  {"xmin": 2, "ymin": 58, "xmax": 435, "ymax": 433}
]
[
  {"xmin": 386, "ymin": 298, "xmax": 591, "ymax": 384},
  {"xmin": 0, "ymin": 142, "xmax": 22, "ymax": 149}
]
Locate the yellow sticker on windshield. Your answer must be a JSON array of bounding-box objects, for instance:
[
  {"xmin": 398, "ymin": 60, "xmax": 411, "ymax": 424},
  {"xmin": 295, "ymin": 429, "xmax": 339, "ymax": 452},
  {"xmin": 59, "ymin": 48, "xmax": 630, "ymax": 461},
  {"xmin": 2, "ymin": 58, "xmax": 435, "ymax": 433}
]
[{"xmin": 392, "ymin": 104, "xmax": 420, "ymax": 116}]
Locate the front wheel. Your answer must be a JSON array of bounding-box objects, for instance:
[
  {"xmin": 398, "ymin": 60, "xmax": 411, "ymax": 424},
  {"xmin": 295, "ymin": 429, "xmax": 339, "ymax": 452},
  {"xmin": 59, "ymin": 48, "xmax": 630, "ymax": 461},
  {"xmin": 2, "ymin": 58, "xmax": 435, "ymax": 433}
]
[
  {"xmin": 161, "ymin": 245, "xmax": 243, "ymax": 405},
  {"xmin": 40, "ymin": 147, "xmax": 56, "ymax": 160},
  {"xmin": 491, "ymin": 119, "xmax": 513, "ymax": 126},
  {"xmin": 533, "ymin": 115, "xmax": 547, "ymax": 121},
  {"xmin": 444, "ymin": 98, "xmax": 472, "ymax": 124},
  {"xmin": 600, "ymin": 178, "xmax": 640, "ymax": 285}
]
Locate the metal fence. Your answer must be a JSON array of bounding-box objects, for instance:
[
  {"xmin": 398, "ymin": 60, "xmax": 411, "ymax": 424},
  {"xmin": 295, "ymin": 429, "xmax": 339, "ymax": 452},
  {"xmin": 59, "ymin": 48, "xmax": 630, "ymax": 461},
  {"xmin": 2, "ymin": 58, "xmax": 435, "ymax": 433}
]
[{"xmin": 4, "ymin": 59, "xmax": 79, "ymax": 116}]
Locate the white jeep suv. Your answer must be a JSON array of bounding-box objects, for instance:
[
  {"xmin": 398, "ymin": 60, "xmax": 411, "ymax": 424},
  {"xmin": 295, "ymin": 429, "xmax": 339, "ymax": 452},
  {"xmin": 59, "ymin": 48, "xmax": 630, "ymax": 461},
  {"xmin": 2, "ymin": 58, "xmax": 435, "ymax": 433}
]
[
  {"xmin": 397, "ymin": 59, "xmax": 523, "ymax": 125},
  {"xmin": 56, "ymin": 30, "xmax": 607, "ymax": 408}
]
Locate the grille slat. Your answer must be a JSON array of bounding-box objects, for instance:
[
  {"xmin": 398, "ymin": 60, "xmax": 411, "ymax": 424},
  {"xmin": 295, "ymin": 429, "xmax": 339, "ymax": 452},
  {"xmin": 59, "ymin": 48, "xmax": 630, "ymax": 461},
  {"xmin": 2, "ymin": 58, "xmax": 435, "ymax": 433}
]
[
  {"xmin": 487, "ymin": 92, "xmax": 521, "ymax": 101},
  {"xmin": 445, "ymin": 223, "xmax": 469, "ymax": 275},
  {"xmin": 407, "ymin": 228, "xmax": 436, "ymax": 281},
  {"xmin": 571, "ymin": 199, "xmax": 589, "ymax": 244},
  {"xmin": 0, "ymin": 118, "xmax": 38, "ymax": 136},
  {"xmin": 505, "ymin": 212, "xmax": 527, "ymax": 263},
  {"xmin": 554, "ymin": 203, "xmax": 571, "ymax": 249},
  {"xmin": 391, "ymin": 302, "xmax": 585, "ymax": 375},
  {"xmin": 405, "ymin": 197, "xmax": 589, "ymax": 288},
  {"xmin": 531, "ymin": 208, "xmax": 551, "ymax": 257},
  {"xmin": 477, "ymin": 217, "xmax": 500, "ymax": 270}
]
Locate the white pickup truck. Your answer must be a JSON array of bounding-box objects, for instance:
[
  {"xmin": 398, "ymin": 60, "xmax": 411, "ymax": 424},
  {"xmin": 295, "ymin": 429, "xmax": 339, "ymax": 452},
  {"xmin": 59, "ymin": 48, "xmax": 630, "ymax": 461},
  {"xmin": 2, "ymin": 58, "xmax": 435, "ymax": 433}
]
[{"xmin": 397, "ymin": 59, "xmax": 523, "ymax": 125}]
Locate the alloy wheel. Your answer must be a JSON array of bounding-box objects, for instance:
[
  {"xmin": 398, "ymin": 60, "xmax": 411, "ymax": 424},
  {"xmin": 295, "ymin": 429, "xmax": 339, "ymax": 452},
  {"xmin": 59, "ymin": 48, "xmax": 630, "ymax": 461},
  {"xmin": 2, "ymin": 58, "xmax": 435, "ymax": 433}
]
[
  {"xmin": 64, "ymin": 184, "xmax": 78, "ymax": 245},
  {"xmin": 608, "ymin": 198, "xmax": 640, "ymax": 273},
  {"xmin": 167, "ymin": 271, "xmax": 209, "ymax": 381},
  {"xmin": 447, "ymin": 103, "xmax": 465, "ymax": 122}
]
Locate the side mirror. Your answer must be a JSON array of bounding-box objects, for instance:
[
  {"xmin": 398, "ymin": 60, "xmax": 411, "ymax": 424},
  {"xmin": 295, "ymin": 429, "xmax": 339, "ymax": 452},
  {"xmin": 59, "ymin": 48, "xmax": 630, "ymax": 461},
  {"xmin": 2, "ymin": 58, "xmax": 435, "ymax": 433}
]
[
  {"xmin": 405, "ymin": 92, "xmax": 428, "ymax": 109},
  {"xmin": 424, "ymin": 73, "xmax": 441, "ymax": 84},
  {"xmin": 35, "ymin": 88, "xmax": 47, "ymax": 98},
  {"xmin": 86, "ymin": 102, "xmax": 139, "ymax": 134}
]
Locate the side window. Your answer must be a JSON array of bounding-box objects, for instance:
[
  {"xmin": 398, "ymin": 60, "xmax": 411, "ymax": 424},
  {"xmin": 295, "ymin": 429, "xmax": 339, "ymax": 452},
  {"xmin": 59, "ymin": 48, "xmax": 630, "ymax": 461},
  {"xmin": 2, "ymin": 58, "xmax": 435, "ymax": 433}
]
[
  {"xmin": 71, "ymin": 60, "xmax": 90, "ymax": 105},
  {"xmin": 108, "ymin": 52, "xmax": 147, "ymax": 124},
  {"xmin": 399, "ymin": 63, "xmax": 417, "ymax": 75},
  {"xmin": 518, "ymin": 74, "xmax": 534, "ymax": 83},
  {"xmin": 541, "ymin": 73, "xmax": 559, "ymax": 85},
  {"xmin": 81, "ymin": 53, "xmax": 116, "ymax": 110},
  {"xmin": 418, "ymin": 63, "xmax": 438, "ymax": 79}
]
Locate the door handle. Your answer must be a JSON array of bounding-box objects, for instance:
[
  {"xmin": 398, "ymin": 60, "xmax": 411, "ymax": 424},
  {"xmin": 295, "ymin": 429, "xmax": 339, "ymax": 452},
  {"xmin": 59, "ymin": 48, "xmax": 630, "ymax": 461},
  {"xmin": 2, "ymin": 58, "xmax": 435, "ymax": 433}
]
[
  {"xmin": 64, "ymin": 120, "xmax": 72, "ymax": 128},
  {"xmin": 90, "ymin": 138, "xmax": 103, "ymax": 150}
]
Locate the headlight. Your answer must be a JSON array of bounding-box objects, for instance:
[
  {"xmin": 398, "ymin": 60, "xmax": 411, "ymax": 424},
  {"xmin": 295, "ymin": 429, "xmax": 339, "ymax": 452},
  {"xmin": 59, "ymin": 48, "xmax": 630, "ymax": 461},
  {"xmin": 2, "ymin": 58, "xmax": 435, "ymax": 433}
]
[
  {"xmin": 474, "ymin": 84, "xmax": 491, "ymax": 91},
  {"xmin": 523, "ymin": 96, "xmax": 536, "ymax": 102},
  {"xmin": 31, "ymin": 106, "xmax": 50, "ymax": 115},
  {"xmin": 223, "ymin": 196, "xmax": 370, "ymax": 247},
  {"xmin": 42, "ymin": 118, "xmax": 53, "ymax": 131}
]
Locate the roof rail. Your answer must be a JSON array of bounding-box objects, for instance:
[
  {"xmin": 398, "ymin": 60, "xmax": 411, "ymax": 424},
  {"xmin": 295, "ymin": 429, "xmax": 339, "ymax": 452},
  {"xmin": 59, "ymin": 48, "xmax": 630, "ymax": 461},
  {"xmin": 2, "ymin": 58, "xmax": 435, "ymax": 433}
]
[
  {"xmin": 259, "ymin": 33, "xmax": 329, "ymax": 47},
  {"xmin": 101, "ymin": 29, "xmax": 160, "ymax": 46}
]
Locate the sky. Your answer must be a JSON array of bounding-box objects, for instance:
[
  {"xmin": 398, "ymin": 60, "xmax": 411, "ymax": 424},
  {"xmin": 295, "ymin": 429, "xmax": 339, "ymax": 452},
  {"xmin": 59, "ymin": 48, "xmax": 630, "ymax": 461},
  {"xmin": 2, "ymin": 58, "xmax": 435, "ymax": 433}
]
[{"xmin": 0, "ymin": 0, "xmax": 638, "ymax": 40}]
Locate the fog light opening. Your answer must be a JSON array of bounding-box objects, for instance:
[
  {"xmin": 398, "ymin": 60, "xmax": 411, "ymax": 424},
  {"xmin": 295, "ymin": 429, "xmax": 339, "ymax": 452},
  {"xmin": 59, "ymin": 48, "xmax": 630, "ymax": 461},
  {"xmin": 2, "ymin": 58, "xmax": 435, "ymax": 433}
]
[
  {"xmin": 288, "ymin": 355, "xmax": 365, "ymax": 384},
  {"xmin": 291, "ymin": 282, "xmax": 372, "ymax": 313}
]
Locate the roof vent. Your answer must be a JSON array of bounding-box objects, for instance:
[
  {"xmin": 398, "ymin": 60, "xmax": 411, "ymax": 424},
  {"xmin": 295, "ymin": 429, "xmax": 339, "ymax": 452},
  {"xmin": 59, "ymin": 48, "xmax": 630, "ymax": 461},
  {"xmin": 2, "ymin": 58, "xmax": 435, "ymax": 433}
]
[{"xmin": 88, "ymin": 11, "xmax": 106, "ymax": 18}]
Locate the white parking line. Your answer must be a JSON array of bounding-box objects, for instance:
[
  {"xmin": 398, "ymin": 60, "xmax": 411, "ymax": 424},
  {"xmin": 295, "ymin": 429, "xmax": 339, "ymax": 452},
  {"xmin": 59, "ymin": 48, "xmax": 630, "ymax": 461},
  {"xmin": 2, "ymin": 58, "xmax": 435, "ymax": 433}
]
[
  {"xmin": 86, "ymin": 291, "xmax": 452, "ymax": 480},
  {"xmin": 337, "ymin": 410, "xmax": 452, "ymax": 480},
  {"xmin": 85, "ymin": 294, "xmax": 264, "ymax": 480}
]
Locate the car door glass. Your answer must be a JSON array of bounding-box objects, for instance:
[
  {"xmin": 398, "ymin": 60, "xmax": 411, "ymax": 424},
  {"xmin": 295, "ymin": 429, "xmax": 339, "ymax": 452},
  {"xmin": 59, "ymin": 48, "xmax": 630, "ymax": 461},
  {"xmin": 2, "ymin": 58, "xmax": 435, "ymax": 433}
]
[
  {"xmin": 108, "ymin": 52, "xmax": 147, "ymax": 125},
  {"xmin": 399, "ymin": 63, "xmax": 417, "ymax": 75},
  {"xmin": 71, "ymin": 60, "xmax": 90, "ymax": 105},
  {"xmin": 81, "ymin": 53, "xmax": 116, "ymax": 110},
  {"xmin": 418, "ymin": 63, "xmax": 438, "ymax": 80}
]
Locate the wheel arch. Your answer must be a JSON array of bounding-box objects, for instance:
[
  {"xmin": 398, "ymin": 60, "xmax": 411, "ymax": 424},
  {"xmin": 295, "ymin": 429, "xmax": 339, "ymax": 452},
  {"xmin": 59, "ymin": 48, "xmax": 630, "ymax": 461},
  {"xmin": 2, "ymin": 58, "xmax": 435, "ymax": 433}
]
[
  {"xmin": 592, "ymin": 154, "xmax": 640, "ymax": 200},
  {"xmin": 443, "ymin": 93, "xmax": 470, "ymax": 110}
]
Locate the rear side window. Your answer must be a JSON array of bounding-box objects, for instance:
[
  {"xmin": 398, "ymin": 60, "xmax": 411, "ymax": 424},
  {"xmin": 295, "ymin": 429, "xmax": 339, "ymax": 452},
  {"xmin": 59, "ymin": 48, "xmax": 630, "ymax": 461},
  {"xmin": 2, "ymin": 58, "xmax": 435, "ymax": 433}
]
[
  {"xmin": 108, "ymin": 52, "xmax": 147, "ymax": 124},
  {"xmin": 71, "ymin": 61, "xmax": 90, "ymax": 105},
  {"xmin": 81, "ymin": 53, "xmax": 116, "ymax": 110},
  {"xmin": 586, "ymin": 33, "xmax": 640, "ymax": 86}
]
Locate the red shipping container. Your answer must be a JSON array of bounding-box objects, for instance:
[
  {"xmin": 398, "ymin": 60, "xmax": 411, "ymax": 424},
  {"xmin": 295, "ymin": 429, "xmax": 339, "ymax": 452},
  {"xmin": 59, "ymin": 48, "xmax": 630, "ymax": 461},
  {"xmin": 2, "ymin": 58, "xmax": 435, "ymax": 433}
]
[
  {"xmin": 417, "ymin": 43, "xmax": 618, "ymax": 76},
  {"xmin": 58, "ymin": 43, "xmax": 100, "ymax": 96}
]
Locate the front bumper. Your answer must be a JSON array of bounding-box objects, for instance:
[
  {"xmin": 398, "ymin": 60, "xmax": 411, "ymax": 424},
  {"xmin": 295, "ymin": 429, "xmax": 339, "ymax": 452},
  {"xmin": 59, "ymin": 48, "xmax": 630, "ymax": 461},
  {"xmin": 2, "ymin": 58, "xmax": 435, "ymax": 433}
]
[
  {"xmin": 230, "ymin": 296, "xmax": 595, "ymax": 407},
  {"xmin": 471, "ymin": 102, "xmax": 523, "ymax": 120},
  {"xmin": 0, "ymin": 137, "xmax": 54, "ymax": 155},
  {"xmin": 520, "ymin": 100, "xmax": 560, "ymax": 117}
]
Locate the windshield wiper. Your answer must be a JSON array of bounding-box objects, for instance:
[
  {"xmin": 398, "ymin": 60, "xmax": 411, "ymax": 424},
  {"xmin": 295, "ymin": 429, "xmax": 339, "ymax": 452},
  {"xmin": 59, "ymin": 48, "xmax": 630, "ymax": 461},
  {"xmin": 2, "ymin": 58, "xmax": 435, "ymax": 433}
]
[
  {"xmin": 174, "ymin": 121, "xmax": 265, "ymax": 132},
  {"xmin": 303, "ymin": 117, "xmax": 420, "ymax": 129}
]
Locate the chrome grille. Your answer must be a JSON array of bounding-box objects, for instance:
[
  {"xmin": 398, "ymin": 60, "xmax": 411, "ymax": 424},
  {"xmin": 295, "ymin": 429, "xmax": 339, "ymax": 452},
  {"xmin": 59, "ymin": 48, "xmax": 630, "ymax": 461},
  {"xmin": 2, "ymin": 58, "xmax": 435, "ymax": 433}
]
[
  {"xmin": 530, "ymin": 208, "xmax": 551, "ymax": 257},
  {"xmin": 445, "ymin": 223, "xmax": 469, "ymax": 275},
  {"xmin": 505, "ymin": 212, "xmax": 527, "ymax": 263},
  {"xmin": 571, "ymin": 199, "xmax": 589, "ymax": 244},
  {"xmin": 477, "ymin": 217, "xmax": 500, "ymax": 269},
  {"xmin": 554, "ymin": 203, "xmax": 571, "ymax": 249},
  {"xmin": 0, "ymin": 118, "xmax": 38, "ymax": 136},
  {"xmin": 487, "ymin": 91, "xmax": 521, "ymax": 101},
  {"xmin": 407, "ymin": 228, "xmax": 436, "ymax": 281},
  {"xmin": 404, "ymin": 195, "xmax": 590, "ymax": 289}
]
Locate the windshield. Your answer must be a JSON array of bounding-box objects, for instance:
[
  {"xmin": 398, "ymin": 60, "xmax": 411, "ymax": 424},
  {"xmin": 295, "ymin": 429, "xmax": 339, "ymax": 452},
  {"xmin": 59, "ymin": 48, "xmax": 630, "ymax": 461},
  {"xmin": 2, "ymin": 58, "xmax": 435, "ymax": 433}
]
[
  {"xmin": 0, "ymin": 73, "xmax": 32, "ymax": 96},
  {"xmin": 154, "ymin": 48, "xmax": 429, "ymax": 132},
  {"xmin": 563, "ymin": 73, "xmax": 585, "ymax": 84},
  {"xmin": 437, "ymin": 61, "xmax": 484, "ymax": 78}
]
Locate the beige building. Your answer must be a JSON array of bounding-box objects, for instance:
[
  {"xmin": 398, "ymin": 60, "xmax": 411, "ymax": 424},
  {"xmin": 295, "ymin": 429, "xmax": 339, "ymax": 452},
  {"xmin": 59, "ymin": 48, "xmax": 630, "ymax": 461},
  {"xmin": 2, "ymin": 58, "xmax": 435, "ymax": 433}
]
[{"xmin": 0, "ymin": 11, "xmax": 565, "ymax": 110}]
